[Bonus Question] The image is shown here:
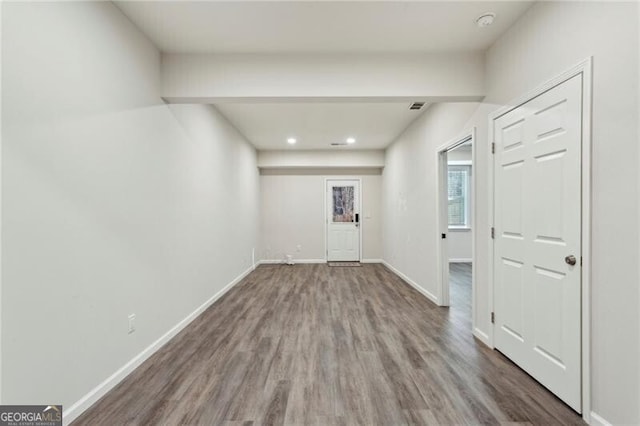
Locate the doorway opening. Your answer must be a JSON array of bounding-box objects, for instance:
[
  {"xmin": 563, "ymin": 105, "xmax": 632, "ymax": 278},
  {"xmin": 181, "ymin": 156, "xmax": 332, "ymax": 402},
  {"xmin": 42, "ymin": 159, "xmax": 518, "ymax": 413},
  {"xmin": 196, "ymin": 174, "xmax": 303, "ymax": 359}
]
[
  {"xmin": 437, "ymin": 131, "xmax": 475, "ymax": 330},
  {"xmin": 325, "ymin": 178, "xmax": 362, "ymax": 262}
]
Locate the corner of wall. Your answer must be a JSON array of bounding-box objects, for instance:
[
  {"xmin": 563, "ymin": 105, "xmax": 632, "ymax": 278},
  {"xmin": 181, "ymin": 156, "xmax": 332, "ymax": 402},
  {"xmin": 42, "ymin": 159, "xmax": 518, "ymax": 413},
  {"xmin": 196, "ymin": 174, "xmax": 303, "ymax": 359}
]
[
  {"xmin": 381, "ymin": 261, "xmax": 439, "ymax": 306},
  {"xmin": 589, "ymin": 411, "xmax": 612, "ymax": 426}
]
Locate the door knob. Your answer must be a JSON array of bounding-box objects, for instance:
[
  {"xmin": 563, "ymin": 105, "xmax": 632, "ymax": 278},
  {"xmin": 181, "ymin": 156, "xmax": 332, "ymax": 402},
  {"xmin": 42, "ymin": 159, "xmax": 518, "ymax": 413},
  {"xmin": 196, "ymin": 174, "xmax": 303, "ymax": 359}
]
[{"xmin": 565, "ymin": 255, "xmax": 577, "ymax": 266}]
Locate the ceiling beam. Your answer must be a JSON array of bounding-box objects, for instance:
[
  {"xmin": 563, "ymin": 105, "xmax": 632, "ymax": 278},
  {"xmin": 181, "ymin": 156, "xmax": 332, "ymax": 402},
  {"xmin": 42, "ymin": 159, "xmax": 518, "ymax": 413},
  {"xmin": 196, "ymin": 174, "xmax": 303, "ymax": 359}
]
[
  {"xmin": 257, "ymin": 150, "xmax": 385, "ymax": 169},
  {"xmin": 161, "ymin": 53, "xmax": 485, "ymax": 103}
]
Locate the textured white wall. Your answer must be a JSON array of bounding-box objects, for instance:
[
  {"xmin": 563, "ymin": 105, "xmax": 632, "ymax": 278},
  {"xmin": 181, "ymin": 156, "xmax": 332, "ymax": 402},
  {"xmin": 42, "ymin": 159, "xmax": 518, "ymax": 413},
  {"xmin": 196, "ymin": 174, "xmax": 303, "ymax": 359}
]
[
  {"xmin": 1, "ymin": 1, "xmax": 259, "ymax": 411},
  {"xmin": 260, "ymin": 171, "xmax": 382, "ymax": 262},
  {"xmin": 383, "ymin": 2, "xmax": 639, "ymax": 423}
]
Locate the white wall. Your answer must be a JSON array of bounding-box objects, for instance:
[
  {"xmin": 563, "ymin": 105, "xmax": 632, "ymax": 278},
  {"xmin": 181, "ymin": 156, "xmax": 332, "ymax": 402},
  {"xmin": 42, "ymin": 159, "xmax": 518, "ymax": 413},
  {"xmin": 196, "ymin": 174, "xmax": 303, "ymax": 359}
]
[
  {"xmin": 0, "ymin": 1, "xmax": 4, "ymax": 404},
  {"xmin": 383, "ymin": 2, "xmax": 639, "ymax": 423},
  {"xmin": 383, "ymin": 102, "xmax": 479, "ymax": 302},
  {"xmin": 637, "ymin": 5, "xmax": 640, "ymax": 418},
  {"xmin": 448, "ymin": 230, "xmax": 471, "ymax": 262},
  {"xmin": 260, "ymin": 170, "xmax": 382, "ymax": 262},
  {"xmin": 1, "ymin": 1, "xmax": 259, "ymax": 416},
  {"xmin": 447, "ymin": 145, "xmax": 471, "ymax": 162}
]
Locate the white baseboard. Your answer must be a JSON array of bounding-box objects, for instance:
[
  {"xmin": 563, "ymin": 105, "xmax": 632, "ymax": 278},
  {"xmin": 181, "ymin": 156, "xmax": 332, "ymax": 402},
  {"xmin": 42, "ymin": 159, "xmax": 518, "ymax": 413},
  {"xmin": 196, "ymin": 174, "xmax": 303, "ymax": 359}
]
[
  {"xmin": 589, "ymin": 411, "xmax": 611, "ymax": 426},
  {"xmin": 63, "ymin": 264, "xmax": 255, "ymax": 425},
  {"xmin": 259, "ymin": 259, "xmax": 381, "ymax": 265},
  {"xmin": 449, "ymin": 258, "xmax": 472, "ymax": 263},
  {"xmin": 382, "ymin": 261, "xmax": 439, "ymax": 305},
  {"xmin": 258, "ymin": 259, "xmax": 326, "ymax": 265},
  {"xmin": 473, "ymin": 327, "xmax": 492, "ymax": 348},
  {"xmin": 259, "ymin": 259, "xmax": 285, "ymax": 265}
]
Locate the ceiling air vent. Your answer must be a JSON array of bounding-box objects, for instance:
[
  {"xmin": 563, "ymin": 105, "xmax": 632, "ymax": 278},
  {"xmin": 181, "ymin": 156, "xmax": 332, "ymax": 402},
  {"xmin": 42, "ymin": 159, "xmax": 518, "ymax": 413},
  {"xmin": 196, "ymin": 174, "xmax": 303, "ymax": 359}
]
[
  {"xmin": 409, "ymin": 102, "xmax": 425, "ymax": 110},
  {"xmin": 330, "ymin": 142, "xmax": 348, "ymax": 146}
]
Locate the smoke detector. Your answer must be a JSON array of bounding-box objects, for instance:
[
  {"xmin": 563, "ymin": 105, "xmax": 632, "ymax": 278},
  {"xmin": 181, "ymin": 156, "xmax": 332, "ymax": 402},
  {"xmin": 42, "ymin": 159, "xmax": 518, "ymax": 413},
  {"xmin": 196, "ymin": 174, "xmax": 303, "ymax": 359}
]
[{"xmin": 476, "ymin": 13, "xmax": 496, "ymax": 28}]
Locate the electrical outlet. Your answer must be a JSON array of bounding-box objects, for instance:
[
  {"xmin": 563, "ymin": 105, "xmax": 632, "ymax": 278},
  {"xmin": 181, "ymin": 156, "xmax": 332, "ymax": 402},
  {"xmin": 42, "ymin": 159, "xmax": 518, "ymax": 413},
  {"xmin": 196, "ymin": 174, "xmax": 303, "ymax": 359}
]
[{"xmin": 128, "ymin": 314, "xmax": 136, "ymax": 334}]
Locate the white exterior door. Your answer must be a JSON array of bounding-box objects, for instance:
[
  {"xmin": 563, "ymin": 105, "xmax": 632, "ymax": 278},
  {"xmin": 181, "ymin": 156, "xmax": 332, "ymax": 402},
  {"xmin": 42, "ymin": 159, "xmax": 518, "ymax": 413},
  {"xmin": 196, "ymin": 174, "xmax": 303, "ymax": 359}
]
[
  {"xmin": 327, "ymin": 179, "xmax": 360, "ymax": 262},
  {"xmin": 493, "ymin": 75, "xmax": 582, "ymax": 412}
]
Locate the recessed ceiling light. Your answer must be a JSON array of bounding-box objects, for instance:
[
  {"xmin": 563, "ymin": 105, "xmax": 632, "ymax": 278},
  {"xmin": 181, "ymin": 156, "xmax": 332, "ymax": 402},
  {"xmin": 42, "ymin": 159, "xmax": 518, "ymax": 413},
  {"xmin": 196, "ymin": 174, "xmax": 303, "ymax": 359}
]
[
  {"xmin": 346, "ymin": 137, "xmax": 356, "ymax": 144},
  {"xmin": 287, "ymin": 137, "xmax": 297, "ymax": 145},
  {"xmin": 476, "ymin": 12, "xmax": 496, "ymax": 28}
]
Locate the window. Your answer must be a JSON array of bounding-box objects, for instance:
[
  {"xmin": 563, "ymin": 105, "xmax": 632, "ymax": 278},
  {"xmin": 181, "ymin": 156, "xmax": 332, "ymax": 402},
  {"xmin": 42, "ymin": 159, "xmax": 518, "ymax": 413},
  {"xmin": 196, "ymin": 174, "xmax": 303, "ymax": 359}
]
[{"xmin": 448, "ymin": 164, "xmax": 471, "ymax": 229}]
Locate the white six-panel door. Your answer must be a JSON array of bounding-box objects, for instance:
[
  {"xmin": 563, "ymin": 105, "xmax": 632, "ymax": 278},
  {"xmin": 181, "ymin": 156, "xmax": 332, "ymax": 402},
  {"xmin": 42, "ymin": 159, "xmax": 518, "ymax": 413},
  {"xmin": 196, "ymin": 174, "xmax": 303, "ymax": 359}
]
[
  {"xmin": 494, "ymin": 75, "xmax": 582, "ymax": 412},
  {"xmin": 327, "ymin": 179, "xmax": 360, "ymax": 262}
]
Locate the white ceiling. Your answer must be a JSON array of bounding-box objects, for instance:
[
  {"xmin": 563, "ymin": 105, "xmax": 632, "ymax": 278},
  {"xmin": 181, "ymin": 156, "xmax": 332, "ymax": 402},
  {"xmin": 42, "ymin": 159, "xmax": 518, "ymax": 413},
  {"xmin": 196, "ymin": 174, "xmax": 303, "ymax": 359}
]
[
  {"xmin": 115, "ymin": 1, "xmax": 534, "ymax": 150},
  {"xmin": 216, "ymin": 102, "xmax": 428, "ymax": 150},
  {"xmin": 116, "ymin": 1, "xmax": 533, "ymax": 54}
]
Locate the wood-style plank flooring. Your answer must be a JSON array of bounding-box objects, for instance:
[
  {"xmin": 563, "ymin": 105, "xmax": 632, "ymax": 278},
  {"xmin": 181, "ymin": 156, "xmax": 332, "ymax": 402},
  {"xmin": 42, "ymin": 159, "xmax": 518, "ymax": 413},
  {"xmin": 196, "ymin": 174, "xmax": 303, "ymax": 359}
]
[
  {"xmin": 450, "ymin": 262, "xmax": 472, "ymax": 312},
  {"xmin": 73, "ymin": 263, "xmax": 583, "ymax": 425}
]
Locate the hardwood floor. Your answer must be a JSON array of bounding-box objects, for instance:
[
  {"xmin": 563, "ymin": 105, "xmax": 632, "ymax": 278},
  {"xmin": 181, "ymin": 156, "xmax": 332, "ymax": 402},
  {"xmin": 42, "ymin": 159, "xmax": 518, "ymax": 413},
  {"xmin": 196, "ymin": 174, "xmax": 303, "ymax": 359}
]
[{"xmin": 73, "ymin": 263, "xmax": 583, "ymax": 425}]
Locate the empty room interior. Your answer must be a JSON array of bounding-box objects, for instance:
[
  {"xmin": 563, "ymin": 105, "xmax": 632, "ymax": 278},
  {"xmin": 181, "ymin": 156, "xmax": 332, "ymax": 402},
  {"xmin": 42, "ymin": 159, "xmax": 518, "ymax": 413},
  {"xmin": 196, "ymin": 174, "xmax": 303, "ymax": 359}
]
[{"xmin": 1, "ymin": 1, "xmax": 639, "ymax": 425}]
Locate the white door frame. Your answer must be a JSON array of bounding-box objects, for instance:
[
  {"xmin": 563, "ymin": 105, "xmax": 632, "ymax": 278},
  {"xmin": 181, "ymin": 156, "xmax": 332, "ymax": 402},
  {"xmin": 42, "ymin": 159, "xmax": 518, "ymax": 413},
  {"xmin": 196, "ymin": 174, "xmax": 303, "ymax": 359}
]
[
  {"xmin": 487, "ymin": 58, "xmax": 592, "ymax": 422},
  {"xmin": 324, "ymin": 177, "xmax": 363, "ymax": 262},
  {"xmin": 436, "ymin": 129, "xmax": 476, "ymax": 316}
]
